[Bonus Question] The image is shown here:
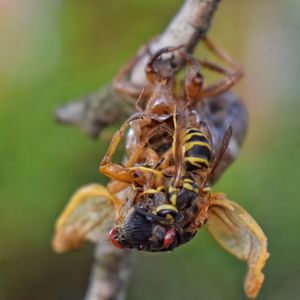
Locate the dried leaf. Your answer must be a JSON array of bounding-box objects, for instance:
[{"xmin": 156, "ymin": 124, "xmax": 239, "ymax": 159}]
[
  {"xmin": 208, "ymin": 193, "xmax": 269, "ymax": 299},
  {"xmin": 52, "ymin": 184, "xmax": 116, "ymax": 253}
]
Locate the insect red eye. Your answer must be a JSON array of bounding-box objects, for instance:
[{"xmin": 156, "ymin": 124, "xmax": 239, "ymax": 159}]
[
  {"xmin": 109, "ymin": 228, "xmax": 123, "ymax": 249},
  {"xmin": 163, "ymin": 227, "xmax": 176, "ymax": 249}
]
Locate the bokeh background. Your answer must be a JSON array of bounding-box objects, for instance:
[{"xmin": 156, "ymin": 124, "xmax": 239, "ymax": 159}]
[{"xmin": 1, "ymin": 0, "xmax": 300, "ymax": 299}]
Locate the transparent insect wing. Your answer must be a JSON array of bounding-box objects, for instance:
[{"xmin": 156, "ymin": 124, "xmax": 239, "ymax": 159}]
[
  {"xmin": 207, "ymin": 193, "xmax": 269, "ymax": 299},
  {"xmin": 52, "ymin": 184, "xmax": 116, "ymax": 253}
]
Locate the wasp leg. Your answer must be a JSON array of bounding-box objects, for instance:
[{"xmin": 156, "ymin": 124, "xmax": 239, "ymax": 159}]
[
  {"xmin": 107, "ymin": 146, "xmax": 162, "ymax": 195},
  {"xmin": 106, "ymin": 136, "xmax": 161, "ymax": 195},
  {"xmin": 129, "ymin": 122, "xmax": 171, "ymax": 168},
  {"xmin": 100, "ymin": 113, "xmax": 142, "ymax": 167},
  {"xmin": 207, "ymin": 193, "xmax": 269, "ymax": 299},
  {"xmin": 141, "ymin": 146, "xmax": 161, "ymax": 166},
  {"xmin": 157, "ymin": 147, "xmax": 174, "ymax": 170},
  {"xmin": 52, "ymin": 184, "xmax": 118, "ymax": 253},
  {"xmin": 131, "ymin": 121, "xmax": 175, "ymax": 189},
  {"xmin": 100, "ymin": 144, "xmax": 146, "ymax": 186},
  {"xmin": 101, "ymin": 114, "xmax": 169, "ymax": 185},
  {"xmin": 100, "ymin": 113, "xmax": 146, "ymax": 185},
  {"xmin": 107, "ymin": 145, "xmax": 166, "ymax": 194}
]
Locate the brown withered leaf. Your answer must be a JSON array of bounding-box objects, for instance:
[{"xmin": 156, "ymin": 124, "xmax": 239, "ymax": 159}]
[
  {"xmin": 52, "ymin": 184, "xmax": 116, "ymax": 253},
  {"xmin": 207, "ymin": 193, "xmax": 269, "ymax": 299}
]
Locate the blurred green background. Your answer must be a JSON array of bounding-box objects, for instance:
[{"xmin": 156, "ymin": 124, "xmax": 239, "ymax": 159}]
[{"xmin": 1, "ymin": 0, "xmax": 300, "ymax": 299}]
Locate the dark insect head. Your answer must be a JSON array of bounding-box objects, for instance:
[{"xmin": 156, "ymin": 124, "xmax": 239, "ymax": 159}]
[{"xmin": 109, "ymin": 206, "xmax": 193, "ymax": 252}]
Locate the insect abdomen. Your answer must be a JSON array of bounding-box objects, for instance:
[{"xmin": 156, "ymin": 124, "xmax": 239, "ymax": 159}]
[{"xmin": 184, "ymin": 127, "xmax": 211, "ymax": 172}]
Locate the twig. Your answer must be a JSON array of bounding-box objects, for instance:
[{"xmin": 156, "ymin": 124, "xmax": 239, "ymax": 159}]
[
  {"xmin": 58, "ymin": 1, "xmax": 222, "ymax": 299},
  {"xmin": 55, "ymin": 85, "xmax": 134, "ymax": 139},
  {"xmin": 84, "ymin": 244, "xmax": 132, "ymax": 300}
]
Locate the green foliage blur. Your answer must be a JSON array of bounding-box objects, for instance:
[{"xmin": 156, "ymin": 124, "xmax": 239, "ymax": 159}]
[{"xmin": 1, "ymin": 0, "xmax": 300, "ymax": 299}]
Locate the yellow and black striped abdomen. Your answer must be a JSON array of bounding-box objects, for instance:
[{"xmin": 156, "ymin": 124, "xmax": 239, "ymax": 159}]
[{"xmin": 184, "ymin": 128, "xmax": 211, "ymax": 172}]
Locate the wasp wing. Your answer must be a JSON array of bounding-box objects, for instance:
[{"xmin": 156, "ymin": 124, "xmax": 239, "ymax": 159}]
[
  {"xmin": 207, "ymin": 193, "xmax": 269, "ymax": 299},
  {"xmin": 52, "ymin": 184, "xmax": 116, "ymax": 253},
  {"xmin": 201, "ymin": 125, "xmax": 232, "ymax": 187}
]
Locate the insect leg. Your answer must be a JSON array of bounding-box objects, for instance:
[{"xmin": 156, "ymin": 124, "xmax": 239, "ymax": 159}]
[
  {"xmin": 157, "ymin": 148, "xmax": 174, "ymax": 170},
  {"xmin": 203, "ymin": 37, "xmax": 243, "ymax": 70},
  {"xmin": 100, "ymin": 113, "xmax": 145, "ymax": 185},
  {"xmin": 101, "ymin": 115, "xmax": 171, "ymax": 186},
  {"xmin": 128, "ymin": 124, "xmax": 173, "ymax": 187},
  {"xmin": 198, "ymin": 59, "xmax": 243, "ymax": 99},
  {"xmin": 184, "ymin": 37, "xmax": 244, "ymax": 102},
  {"xmin": 113, "ymin": 46, "xmax": 152, "ymax": 99},
  {"xmin": 108, "ymin": 139, "xmax": 161, "ymax": 195},
  {"xmin": 199, "ymin": 37, "xmax": 244, "ymax": 98}
]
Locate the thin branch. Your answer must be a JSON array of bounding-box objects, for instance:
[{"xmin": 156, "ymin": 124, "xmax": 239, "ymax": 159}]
[
  {"xmin": 84, "ymin": 244, "xmax": 133, "ymax": 300},
  {"xmin": 55, "ymin": 85, "xmax": 134, "ymax": 139}
]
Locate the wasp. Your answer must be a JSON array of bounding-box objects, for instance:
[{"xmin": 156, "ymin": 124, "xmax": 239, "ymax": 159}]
[{"xmin": 52, "ymin": 38, "xmax": 268, "ymax": 299}]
